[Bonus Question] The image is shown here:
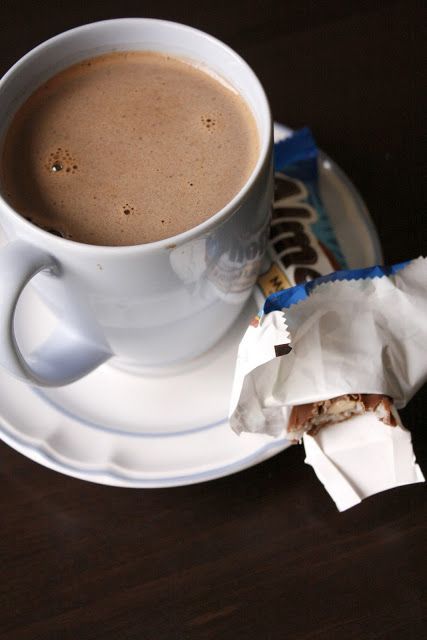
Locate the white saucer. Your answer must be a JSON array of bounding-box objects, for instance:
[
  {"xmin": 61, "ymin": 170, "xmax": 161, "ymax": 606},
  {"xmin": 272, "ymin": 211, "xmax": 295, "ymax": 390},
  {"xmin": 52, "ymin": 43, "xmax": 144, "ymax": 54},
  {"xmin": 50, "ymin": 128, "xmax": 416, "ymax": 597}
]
[{"xmin": 0, "ymin": 124, "xmax": 382, "ymax": 487}]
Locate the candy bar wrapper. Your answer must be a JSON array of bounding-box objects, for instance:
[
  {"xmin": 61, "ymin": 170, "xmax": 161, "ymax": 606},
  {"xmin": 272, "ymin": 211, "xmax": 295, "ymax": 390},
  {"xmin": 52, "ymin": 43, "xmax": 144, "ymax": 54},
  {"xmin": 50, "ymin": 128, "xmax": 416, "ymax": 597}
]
[
  {"xmin": 254, "ymin": 127, "xmax": 347, "ymax": 308},
  {"xmin": 231, "ymin": 257, "xmax": 427, "ymax": 427},
  {"xmin": 230, "ymin": 258, "xmax": 426, "ymax": 510},
  {"xmin": 229, "ymin": 130, "xmax": 425, "ymax": 510},
  {"xmin": 303, "ymin": 408, "xmax": 424, "ymax": 511}
]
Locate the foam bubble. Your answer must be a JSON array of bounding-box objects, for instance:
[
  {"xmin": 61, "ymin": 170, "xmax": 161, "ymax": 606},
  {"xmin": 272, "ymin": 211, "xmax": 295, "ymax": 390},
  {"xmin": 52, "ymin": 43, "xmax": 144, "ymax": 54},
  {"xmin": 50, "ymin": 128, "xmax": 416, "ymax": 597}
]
[
  {"xmin": 201, "ymin": 115, "xmax": 216, "ymax": 131},
  {"xmin": 48, "ymin": 147, "xmax": 78, "ymax": 174},
  {"xmin": 122, "ymin": 203, "xmax": 135, "ymax": 216}
]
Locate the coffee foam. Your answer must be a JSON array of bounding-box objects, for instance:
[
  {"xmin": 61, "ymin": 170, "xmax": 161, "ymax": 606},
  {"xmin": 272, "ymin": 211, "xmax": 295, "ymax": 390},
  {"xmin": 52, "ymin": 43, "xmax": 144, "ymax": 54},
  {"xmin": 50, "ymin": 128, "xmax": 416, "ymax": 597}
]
[{"xmin": 0, "ymin": 51, "xmax": 259, "ymax": 246}]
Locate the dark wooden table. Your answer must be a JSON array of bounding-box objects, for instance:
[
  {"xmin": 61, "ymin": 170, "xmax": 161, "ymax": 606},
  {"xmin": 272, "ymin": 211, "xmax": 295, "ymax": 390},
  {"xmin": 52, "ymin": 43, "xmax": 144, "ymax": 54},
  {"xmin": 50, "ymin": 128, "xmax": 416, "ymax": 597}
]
[{"xmin": 1, "ymin": 2, "xmax": 426, "ymax": 638}]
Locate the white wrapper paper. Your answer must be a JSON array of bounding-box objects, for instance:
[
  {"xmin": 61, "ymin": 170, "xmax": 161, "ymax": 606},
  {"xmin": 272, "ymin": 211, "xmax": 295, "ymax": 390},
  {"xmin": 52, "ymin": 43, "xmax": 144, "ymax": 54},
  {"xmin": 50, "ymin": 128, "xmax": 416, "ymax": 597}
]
[
  {"xmin": 229, "ymin": 258, "xmax": 426, "ymax": 509},
  {"xmin": 303, "ymin": 410, "xmax": 424, "ymax": 511}
]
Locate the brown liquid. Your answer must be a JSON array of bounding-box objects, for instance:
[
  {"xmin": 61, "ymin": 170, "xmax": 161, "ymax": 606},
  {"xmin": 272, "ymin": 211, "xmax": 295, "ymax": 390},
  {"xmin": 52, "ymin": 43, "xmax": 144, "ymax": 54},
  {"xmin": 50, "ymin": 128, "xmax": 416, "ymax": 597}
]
[{"xmin": 0, "ymin": 51, "xmax": 259, "ymax": 246}]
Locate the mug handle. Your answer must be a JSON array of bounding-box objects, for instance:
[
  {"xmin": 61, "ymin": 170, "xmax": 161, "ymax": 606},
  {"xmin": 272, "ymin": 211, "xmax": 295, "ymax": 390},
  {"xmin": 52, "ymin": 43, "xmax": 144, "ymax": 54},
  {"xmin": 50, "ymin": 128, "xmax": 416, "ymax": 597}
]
[{"xmin": 0, "ymin": 240, "xmax": 111, "ymax": 387}]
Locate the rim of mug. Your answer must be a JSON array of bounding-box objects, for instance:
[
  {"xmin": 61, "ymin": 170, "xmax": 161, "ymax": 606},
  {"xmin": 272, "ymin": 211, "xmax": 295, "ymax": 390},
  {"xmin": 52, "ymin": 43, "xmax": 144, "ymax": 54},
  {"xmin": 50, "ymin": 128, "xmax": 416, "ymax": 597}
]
[{"xmin": 0, "ymin": 17, "xmax": 272, "ymax": 255}]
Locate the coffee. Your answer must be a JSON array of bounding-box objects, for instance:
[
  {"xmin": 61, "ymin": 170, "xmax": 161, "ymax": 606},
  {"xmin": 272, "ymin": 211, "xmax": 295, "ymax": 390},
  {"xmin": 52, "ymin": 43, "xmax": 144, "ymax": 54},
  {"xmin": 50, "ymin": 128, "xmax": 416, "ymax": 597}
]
[{"xmin": 0, "ymin": 51, "xmax": 259, "ymax": 246}]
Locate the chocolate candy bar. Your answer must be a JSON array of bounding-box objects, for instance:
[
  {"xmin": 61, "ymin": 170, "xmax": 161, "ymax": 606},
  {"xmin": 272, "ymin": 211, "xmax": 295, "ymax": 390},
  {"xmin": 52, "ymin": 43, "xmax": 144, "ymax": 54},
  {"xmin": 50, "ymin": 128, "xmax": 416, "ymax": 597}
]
[{"xmin": 287, "ymin": 394, "xmax": 397, "ymax": 441}]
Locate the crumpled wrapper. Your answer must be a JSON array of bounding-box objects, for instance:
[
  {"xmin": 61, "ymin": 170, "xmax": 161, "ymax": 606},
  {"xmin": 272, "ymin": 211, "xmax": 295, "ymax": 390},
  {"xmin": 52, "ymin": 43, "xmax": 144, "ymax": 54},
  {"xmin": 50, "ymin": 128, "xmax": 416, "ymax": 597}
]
[
  {"xmin": 303, "ymin": 410, "xmax": 424, "ymax": 511},
  {"xmin": 229, "ymin": 258, "xmax": 426, "ymax": 510}
]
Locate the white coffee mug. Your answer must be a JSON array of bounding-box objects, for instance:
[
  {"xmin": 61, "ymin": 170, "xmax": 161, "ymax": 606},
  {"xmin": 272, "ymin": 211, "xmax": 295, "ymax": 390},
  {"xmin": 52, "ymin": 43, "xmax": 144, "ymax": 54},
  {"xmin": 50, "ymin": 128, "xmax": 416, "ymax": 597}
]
[{"xmin": 0, "ymin": 18, "xmax": 272, "ymax": 387}]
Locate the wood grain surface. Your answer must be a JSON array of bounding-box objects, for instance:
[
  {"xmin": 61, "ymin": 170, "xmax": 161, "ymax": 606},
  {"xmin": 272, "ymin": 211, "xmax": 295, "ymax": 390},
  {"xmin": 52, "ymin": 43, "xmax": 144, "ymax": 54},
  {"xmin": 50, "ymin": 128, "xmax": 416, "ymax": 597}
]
[{"xmin": 0, "ymin": 2, "xmax": 426, "ymax": 639}]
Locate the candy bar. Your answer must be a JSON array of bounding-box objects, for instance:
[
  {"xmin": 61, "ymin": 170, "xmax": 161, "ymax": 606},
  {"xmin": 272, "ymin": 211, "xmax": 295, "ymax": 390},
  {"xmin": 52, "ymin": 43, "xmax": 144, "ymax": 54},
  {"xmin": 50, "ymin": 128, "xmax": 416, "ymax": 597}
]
[{"xmin": 287, "ymin": 394, "xmax": 397, "ymax": 441}]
